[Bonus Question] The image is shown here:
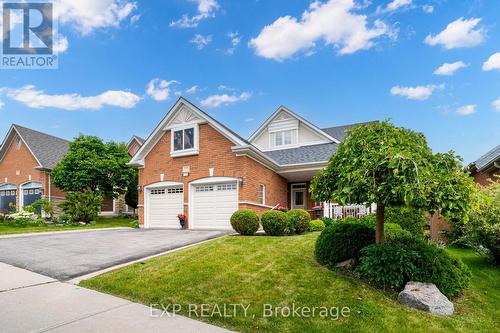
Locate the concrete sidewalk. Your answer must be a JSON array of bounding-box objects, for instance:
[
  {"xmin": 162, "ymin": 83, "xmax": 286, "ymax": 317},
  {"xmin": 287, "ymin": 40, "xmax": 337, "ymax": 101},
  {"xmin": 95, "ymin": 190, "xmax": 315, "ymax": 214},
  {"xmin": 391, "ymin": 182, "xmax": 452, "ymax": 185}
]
[{"xmin": 0, "ymin": 263, "xmax": 232, "ymax": 333}]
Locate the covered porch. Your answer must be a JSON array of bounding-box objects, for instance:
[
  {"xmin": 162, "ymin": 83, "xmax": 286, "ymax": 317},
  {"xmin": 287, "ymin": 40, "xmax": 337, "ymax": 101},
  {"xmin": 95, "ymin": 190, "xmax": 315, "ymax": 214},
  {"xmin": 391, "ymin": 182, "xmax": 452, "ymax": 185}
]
[{"xmin": 279, "ymin": 167, "xmax": 375, "ymax": 219}]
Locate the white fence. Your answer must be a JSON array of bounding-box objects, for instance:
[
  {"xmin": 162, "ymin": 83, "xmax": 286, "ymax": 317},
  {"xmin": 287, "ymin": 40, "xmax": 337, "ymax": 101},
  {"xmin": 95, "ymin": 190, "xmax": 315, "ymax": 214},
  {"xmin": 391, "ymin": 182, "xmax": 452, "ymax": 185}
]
[{"xmin": 323, "ymin": 202, "xmax": 377, "ymax": 219}]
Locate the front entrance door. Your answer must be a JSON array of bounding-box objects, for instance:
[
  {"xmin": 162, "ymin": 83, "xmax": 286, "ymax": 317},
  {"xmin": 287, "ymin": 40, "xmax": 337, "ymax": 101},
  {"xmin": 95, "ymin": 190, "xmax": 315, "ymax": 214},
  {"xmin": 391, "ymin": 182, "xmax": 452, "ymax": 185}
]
[{"xmin": 291, "ymin": 183, "xmax": 306, "ymax": 209}]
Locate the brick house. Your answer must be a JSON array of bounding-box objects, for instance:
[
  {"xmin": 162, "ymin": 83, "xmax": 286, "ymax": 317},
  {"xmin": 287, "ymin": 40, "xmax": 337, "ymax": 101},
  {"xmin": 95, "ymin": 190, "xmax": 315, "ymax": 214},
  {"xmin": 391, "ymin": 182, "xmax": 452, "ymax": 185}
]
[
  {"xmin": 430, "ymin": 144, "xmax": 500, "ymax": 242},
  {"xmin": 129, "ymin": 97, "xmax": 370, "ymax": 229},
  {"xmin": 468, "ymin": 144, "xmax": 500, "ymax": 186},
  {"xmin": 0, "ymin": 125, "xmax": 139, "ymax": 217},
  {"xmin": 0, "ymin": 125, "xmax": 68, "ymax": 214}
]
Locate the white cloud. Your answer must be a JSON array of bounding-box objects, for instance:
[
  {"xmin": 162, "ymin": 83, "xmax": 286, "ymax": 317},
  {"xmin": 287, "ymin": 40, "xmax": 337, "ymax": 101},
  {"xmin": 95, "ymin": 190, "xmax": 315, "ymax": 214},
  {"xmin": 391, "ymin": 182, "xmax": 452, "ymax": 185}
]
[
  {"xmin": 170, "ymin": 0, "xmax": 219, "ymax": 28},
  {"xmin": 186, "ymin": 85, "xmax": 199, "ymax": 94},
  {"xmin": 482, "ymin": 52, "xmax": 500, "ymax": 71},
  {"xmin": 201, "ymin": 92, "xmax": 251, "ymax": 108},
  {"xmin": 0, "ymin": 100, "xmax": 4, "ymax": 110},
  {"xmin": 190, "ymin": 34, "xmax": 212, "ymax": 50},
  {"xmin": 456, "ymin": 104, "xmax": 477, "ymax": 116},
  {"xmin": 226, "ymin": 32, "xmax": 241, "ymax": 55},
  {"xmin": 146, "ymin": 79, "xmax": 179, "ymax": 101},
  {"xmin": 386, "ymin": 0, "xmax": 412, "ymax": 12},
  {"xmin": 422, "ymin": 4, "xmax": 434, "ymax": 13},
  {"xmin": 433, "ymin": 61, "xmax": 467, "ymax": 76},
  {"xmin": 130, "ymin": 14, "xmax": 141, "ymax": 25},
  {"xmin": 390, "ymin": 84, "xmax": 443, "ymax": 100},
  {"xmin": 53, "ymin": 0, "xmax": 138, "ymax": 35},
  {"xmin": 424, "ymin": 17, "xmax": 485, "ymax": 49},
  {"xmin": 492, "ymin": 98, "xmax": 500, "ymax": 112},
  {"xmin": 53, "ymin": 34, "xmax": 69, "ymax": 53},
  {"xmin": 244, "ymin": 117, "xmax": 254, "ymax": 122},
  {"xmin": 249, "ymin": 0, "xmax": 391, "ymax": 61},
  {"xmin": 4, "ymin": 85, "xmax": 140, "ymax": 110}
]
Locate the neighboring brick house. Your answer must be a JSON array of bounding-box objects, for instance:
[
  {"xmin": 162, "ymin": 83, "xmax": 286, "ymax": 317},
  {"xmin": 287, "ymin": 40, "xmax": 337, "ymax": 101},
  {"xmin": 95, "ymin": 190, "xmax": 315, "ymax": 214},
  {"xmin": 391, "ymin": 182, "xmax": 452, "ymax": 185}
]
[
  {"xmin": 127, "ymin": 135, "xmax": 145, "ymax": 157},
  {"xmin": 468, "ymin": 144, "xmax": 500, "ymax": 186},
  {"xmin": 430, "ymin": 144, "xmax": 500, "ymax": 242},
  {"xmin": 129, "ymin": 97, "xmax": 371, "ymax": 229},
  {"xmin": 0, "ymin": 124, "xmax": 68, "ymax": 214}
]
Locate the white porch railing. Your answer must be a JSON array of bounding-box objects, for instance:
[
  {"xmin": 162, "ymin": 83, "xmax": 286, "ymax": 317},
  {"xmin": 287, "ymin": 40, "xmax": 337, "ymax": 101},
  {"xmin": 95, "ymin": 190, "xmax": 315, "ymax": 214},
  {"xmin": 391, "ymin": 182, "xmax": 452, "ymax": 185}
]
[{"xmin": 323, "ymin": 202, "xmax": 377, "ymax": 219}]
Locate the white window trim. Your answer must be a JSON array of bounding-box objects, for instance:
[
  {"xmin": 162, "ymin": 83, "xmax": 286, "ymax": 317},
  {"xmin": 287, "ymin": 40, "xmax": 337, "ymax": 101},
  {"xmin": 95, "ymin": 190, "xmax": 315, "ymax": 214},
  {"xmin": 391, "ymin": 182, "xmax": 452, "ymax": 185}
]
[
  {"xmin": 170, "ymin": 124, "xmax": 199, "ymax": 157},
  {"xmin": 259, "ymin": 184, "xmax": 266, "ymax": 205},
  {"xmin": 269, "ymin": 128, "xmax": 299, "ymax": 150}
]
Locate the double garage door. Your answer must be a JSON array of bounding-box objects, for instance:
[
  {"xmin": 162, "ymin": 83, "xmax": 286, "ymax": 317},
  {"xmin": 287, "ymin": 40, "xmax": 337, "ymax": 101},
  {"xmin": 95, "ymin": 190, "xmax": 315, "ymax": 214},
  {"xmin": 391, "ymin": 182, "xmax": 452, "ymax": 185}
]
[{"xmin": 147, "ymin": 181, "xmax": 237, "ymax": 230}]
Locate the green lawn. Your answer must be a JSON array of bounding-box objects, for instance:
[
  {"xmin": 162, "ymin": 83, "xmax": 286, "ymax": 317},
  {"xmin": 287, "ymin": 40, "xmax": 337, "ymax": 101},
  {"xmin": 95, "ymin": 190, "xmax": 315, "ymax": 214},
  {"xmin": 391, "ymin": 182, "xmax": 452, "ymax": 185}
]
[
  {"xmin": 80, "ymin": 233, "xmax": 499, "ymax": 333},
  {"xmin": 0, "ymin": 217, "xmax": 134, "ymax": 235}
]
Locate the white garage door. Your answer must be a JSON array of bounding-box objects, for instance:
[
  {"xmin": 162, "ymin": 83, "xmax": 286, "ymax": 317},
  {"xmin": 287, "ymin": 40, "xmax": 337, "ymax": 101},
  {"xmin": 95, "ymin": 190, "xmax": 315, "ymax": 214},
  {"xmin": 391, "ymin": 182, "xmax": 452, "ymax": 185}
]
[
  {"xmin": 147, "ymin": 187, "xmax": 184, "ymax": 228},
  {"xmin": 191, "ymin": 182, "xmax": 238, "ymax": 229}
]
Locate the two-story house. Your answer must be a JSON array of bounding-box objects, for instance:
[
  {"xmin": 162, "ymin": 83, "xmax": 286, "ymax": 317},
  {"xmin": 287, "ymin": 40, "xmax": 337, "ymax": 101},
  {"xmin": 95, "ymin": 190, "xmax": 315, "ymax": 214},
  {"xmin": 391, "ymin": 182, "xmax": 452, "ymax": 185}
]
[{"xmin": 129, "ymin": 97, "xmax": 371, "ymax": 230}]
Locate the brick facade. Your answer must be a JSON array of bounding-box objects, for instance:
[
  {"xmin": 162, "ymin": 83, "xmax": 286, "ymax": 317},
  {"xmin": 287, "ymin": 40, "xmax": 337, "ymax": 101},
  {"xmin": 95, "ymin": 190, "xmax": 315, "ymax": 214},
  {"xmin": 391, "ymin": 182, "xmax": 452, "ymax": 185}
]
[
  {"xmin": 0, "ymin": 133, "xmax": 65, "ymax": 210},
  {"xmin": 138, "ymin": 123, "xmax": 288, "ymax": 227}
]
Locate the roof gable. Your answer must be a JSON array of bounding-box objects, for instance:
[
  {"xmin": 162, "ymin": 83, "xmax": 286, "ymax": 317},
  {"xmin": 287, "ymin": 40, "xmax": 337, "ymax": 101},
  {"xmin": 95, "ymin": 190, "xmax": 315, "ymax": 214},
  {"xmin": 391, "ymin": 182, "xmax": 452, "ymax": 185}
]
[
  {"xmin": 248, "ymin": 106, "xmax": 339, "ymax": 145},
  {"xmin": 0, "ymin": 124, "xmax": 69, "ymax": 170},
  {"xmin": 129, "ymin": 97, "xmax": 247, "ymax": 166}
]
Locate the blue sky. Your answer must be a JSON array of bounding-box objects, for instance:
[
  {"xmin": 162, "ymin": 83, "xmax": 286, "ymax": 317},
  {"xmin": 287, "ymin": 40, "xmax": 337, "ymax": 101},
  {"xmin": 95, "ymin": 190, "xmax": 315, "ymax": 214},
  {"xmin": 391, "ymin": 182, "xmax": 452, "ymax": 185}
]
[{"xmin": 0, "ymin": 0, "xmax": 499, "ymax": 164}]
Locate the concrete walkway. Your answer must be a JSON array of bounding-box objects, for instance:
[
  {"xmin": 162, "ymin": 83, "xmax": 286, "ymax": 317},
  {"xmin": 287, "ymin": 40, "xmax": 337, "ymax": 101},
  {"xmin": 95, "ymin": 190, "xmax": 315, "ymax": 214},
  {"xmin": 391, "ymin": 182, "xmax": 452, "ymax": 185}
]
[{"xmin": 0, "ymin": 263, "xmax": 232, "ymax": 333}]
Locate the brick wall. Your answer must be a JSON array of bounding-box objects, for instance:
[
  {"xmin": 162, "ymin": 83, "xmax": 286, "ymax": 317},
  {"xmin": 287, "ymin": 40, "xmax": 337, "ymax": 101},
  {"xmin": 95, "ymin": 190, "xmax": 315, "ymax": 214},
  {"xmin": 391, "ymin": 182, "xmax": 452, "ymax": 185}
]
[
  {"xmin": 430, "ymin": 212, "xmax": 451, "ymax": 242},
  {"xmin": 473, "ymin": 169, "xmax": 499, "ymax": 186},
  {"xmin": 138, "ymin": 123, "xmax": 288, "ymax": 227}
]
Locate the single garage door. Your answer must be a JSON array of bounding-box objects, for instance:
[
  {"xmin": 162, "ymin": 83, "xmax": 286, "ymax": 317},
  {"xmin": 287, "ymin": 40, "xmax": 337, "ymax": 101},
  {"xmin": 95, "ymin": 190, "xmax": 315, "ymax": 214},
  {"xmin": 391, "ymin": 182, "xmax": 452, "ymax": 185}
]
[
  {"xmin": 147, "ymin": 187, "xmax": 184, "ymax": 228},
  {"xmin": 191, "ymin": 182, "xmax": 237, "ymax": 229}
]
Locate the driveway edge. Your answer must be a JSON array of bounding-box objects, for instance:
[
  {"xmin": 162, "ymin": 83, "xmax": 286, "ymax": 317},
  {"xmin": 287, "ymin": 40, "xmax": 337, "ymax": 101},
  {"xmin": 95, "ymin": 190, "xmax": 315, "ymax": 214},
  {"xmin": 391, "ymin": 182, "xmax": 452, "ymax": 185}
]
[{"xmin": 0, "ymin": 227, "xmax": 132, "ymax": 239}]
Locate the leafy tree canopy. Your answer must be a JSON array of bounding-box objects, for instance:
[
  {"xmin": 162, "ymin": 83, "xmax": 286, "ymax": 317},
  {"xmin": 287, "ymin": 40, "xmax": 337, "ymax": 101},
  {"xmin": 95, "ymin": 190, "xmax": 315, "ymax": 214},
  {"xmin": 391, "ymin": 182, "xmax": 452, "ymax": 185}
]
[
  {"xmin": 310, "ymin": 121, "xmax": 475, "ymax": 243},
  {"xmin": 52, "ymin": 135, "xmax": 134, "ymax": 198}
]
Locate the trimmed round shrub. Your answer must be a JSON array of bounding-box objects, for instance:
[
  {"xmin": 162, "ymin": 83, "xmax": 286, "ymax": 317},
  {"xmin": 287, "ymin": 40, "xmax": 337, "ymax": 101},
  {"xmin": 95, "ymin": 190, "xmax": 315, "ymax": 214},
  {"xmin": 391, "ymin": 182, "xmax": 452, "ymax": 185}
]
[
  {"xmin": 309, "ymin": 219, "xmax": 325, "ymax": 231},
  {"xmin": 368, "ymin": 235, "xmax": 472, "ymax": 298},
  {"xmin": 261, "ymin": 210, "xmax": 288, "ymax": 236},
  {"xmin": 286, "ymin": 209, "xmax": 311, "ymax": 235},
  {"xmin": 320, "ymin": 216, "xmax": 334, "ymax": 228},
  {"xmin": 315, "ymin": 220, "xmax": 375, "ymax": 266},
  {"xmin": 385, "ymin": 206, "xmax": 426, "ymax": 238},
  {"xmin": 230, "ymin": 209, "xmax": 260, "ymax": 235},
  {"xmin": 384, "ymin": 223, "xmax": 412, "ymax": 241}
]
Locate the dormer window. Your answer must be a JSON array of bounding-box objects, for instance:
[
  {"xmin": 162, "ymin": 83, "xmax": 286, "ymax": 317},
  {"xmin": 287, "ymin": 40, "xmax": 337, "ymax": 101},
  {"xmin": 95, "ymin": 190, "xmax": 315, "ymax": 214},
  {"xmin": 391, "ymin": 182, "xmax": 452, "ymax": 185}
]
[
  {"xmin": 170, "ymin": 125, "xmax": 199, "ymax": 157},
  {"xmin": 270, "ymin": 129, "xmax": 297, "ymax": 148}
]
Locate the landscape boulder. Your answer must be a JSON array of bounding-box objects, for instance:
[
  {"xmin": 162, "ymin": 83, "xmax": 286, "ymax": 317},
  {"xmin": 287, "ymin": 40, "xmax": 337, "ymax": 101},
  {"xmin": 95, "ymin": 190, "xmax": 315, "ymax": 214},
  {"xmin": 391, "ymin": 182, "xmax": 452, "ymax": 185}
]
[{"xmin": 397, "ymin": 281, "xmax": 454, "ymax": 316}]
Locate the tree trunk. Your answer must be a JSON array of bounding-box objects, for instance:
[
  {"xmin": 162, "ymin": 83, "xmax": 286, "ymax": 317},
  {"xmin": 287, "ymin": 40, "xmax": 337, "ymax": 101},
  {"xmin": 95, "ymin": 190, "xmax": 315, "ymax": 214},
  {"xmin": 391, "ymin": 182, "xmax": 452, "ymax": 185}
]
[{"xmin": 376, "ymin": 204, "xmax": 385, "ymax": 244}]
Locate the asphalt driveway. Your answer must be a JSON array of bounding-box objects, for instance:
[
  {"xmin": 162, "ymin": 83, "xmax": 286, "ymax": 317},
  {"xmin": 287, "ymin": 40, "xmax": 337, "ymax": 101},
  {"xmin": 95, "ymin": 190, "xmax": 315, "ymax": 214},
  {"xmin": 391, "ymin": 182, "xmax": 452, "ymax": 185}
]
[{"xmin": 0, "ymin": 228, "xmax": 227, "ymax": 280}]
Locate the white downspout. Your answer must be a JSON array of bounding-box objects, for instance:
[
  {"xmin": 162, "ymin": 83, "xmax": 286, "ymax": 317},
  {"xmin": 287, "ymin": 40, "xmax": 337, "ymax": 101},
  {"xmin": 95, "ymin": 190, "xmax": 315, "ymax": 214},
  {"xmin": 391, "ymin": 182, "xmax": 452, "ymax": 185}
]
[{"xmin": 48, "ymin": 173, "xmax": 52, "ymax": 203}]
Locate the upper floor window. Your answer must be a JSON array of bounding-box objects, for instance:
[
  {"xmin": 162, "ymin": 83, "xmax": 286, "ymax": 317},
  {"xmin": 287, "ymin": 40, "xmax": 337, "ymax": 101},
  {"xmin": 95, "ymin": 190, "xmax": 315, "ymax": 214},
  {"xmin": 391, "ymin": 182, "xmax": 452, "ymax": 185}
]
[
  {"xmin": 270, "ymin": 129, "xmax": 297, "ymax": 148},
  {"xmin": 171, "ymin": 125, "xmax": 198, "ymax": 157},
  {"xmin": 16, "ymin": 137, "xmax": 22, "ymax": 150}
]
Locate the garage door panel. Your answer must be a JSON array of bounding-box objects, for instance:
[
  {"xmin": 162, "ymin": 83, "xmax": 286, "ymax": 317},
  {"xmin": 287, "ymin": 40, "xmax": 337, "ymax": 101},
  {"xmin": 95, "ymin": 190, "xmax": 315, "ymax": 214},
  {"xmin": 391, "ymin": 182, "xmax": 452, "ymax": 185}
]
[
  {"xmin": 147, "ymin": 188, "xmax": 183, "ymax": 228},
  {"xmin": 191, "ymin": 182, "xmax": 237, "ymax": 230}
]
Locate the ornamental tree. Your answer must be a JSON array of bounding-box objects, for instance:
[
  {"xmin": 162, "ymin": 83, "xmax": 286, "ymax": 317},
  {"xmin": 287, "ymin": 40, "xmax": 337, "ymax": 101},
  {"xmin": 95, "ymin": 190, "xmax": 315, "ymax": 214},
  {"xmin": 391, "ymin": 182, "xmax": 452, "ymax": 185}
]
[
  {"xmin": 52, "ymin": 135, "xmax": 134, "ymax": 198},
  {"xmin": 310, "ymin": 121, "xmax": 475, "ymax": 243},
  {"xmin": 125, "ymin": 169, "xmax": 139, "ymax": 217}
]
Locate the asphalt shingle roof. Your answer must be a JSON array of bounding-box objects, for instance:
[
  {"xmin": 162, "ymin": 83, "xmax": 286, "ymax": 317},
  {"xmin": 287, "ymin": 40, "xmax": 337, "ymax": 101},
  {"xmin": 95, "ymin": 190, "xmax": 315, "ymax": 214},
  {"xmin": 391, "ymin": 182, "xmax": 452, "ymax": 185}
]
[
  {"xmin": 321, "ymin": 121, "xmax": 377, "ymax": 142},
  {"xmin": 13, "ymin": 124, "xmax": 69, "ymax": 169},
  {"xmin": 264, "ymin": 143, "xmax": 338, "ymax": 165},
  {"xmin": 262, "ymin": 121, "xmax": 373, "ymax": 166},
  {"xmin": 134, "ymin": 135, "xmax": 145, "ymax": 145},
  {"xmin": 473, "ymin": 144, "xmax": 500, "ymax": 172}
]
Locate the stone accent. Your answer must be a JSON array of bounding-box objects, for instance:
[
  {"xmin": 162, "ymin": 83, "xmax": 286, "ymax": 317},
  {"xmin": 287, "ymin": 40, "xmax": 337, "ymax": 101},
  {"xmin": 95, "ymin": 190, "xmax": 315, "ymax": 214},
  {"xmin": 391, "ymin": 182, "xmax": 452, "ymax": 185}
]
[
  {"xmin": 397, "ymin": 281, "xmax": 454, "ymax": 316},
  {"xmin": 335, "ymin": 258, "xmax": 356, "ymax": 268}
]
